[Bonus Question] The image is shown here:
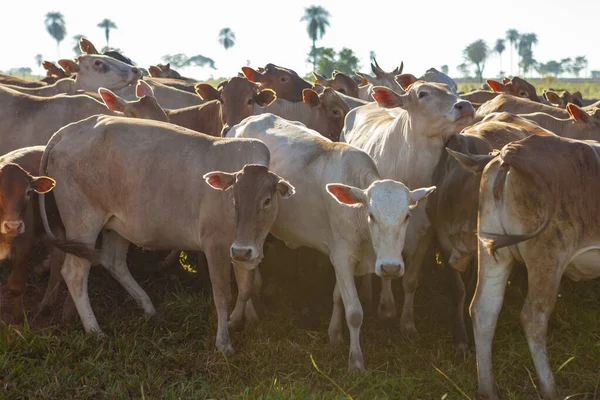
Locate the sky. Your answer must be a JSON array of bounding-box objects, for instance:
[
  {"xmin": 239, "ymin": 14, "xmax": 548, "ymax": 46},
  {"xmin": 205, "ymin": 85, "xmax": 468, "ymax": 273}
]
[{"xmin": 1, "ymin": 0, "xmax": 599, "ymax": 81}]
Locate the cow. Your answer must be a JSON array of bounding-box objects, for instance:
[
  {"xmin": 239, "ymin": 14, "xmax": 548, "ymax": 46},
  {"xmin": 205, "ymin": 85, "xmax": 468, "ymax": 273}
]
[
  {"xmin": 461, "ymin": 77, "xmax": 542, "ymax": 105},
  {"xmin": 148, "ymin": 63, "xmax": 194, "ymax": 82},
  {"xmin": 0, "ymin": 147, "xmax": 59, "ymax": 324},
  {"xmin": 0, "ymin": 73, "xmax": 47, "ymax": 88},
  {"xmin": 195, "ymin": 77, "xmax": 350, "ymax": 141},
  {"xmin": 226, "ymin": 113, "xmax": 435, "ymax": 371},
  {"xmin": 356, "ymin": 58, "xmax": 404, "ymax": 91},
  {"xmin": 144, "ymin": 77, "xmax": 198, "ymax": 93},
  {"xmin": 313, "ymin": 70, "xmax": 365, "ymax": 100},
  {"xmin": 341, "ymin": 83, "xmax": 474, "ymax": 346},
  {"xmin": 41, "ymin": 61, "xmax": 71, "ymax": 85},
  {"xmin": 39, "ymin": 115, "xmax": 294, "ymax": 356},
  {"xmin": 542, "ymin": 89, "xmax": 583, "ymax": 107},
  {"xmin": 0, "ymin": 81, "xmax": 160, "ymax": 155},
  {"xmin": 394, "ymin": 68, "xmax": 459, "ymax": 95},
  {"xmin": 114, "ymin": 78, "xmax": 204, "ymax": 109},
  {"xmin": 476, "ymin": 94, "xmax": 569, "ymax": 119},
  {"xmin": 78, "ymin": 37, "xmax": 134, "ymax": 65},
  {"xmin": 2, "ymin": 54, "xmax": 141, "ymax": 97},
  {"xmin": 463, "ymin": 134, "xmax": 600, "ymax": 400}
]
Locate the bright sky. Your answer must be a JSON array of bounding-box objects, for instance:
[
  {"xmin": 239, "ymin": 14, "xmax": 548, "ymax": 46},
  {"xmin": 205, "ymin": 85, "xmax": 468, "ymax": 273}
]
[{"xmin": 1, "ymin": 0, "xmax": 598, "ymax": 81}]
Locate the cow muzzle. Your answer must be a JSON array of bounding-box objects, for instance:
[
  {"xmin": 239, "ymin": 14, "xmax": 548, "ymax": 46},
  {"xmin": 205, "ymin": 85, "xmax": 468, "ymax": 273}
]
[
  {"xmin": 1, "ymin": 220, "xmax": 24, "ymax": 236},
  {"xmin": 375, "ymin": 260, "xmax": 405, "ymax": 278},
  {"xmin": 452, "ymin": 101, "xmax": 475, "ymax": 122},
  {"xmin": 230, "ymin": 244, "xmax": 259, "ymax": 263}
]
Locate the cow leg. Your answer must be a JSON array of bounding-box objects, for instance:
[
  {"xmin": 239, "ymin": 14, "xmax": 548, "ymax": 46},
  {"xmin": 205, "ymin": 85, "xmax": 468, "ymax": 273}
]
[
  {"xmin": 399, "ymin": 229, "xmax": 433, "ymax": 335},
  {"xmin": 244, "ymin": 267, "xmax": 262, "ymax": 325},
  {"xmin": 378, "ymin": 278, "xmax": 396, "ymax": 320},
  {"xmin": 159, "ymin": 250, "xmax": 180, "ymax": 270},
  {"xmin": 39, "ymin": 245, "xmax": 66, "ymax": 313},
  {"xmin": 61, "ymin": 253, "xmax": 101, "ymax": 333},
  {"xmin": 520, "ymin": 263, "xmax": 562, "ymax": 400},
  {"xmin": 327, "ymin": 282, "xmax": 344, "ymax": 344},
  {"xmin": 358, "ymin": 274, "xmax": 373, "ymax": 313},
  {"xmin": 100, "ymin": 230, "xmax": 155, "ymax": 316},
  {"xmin": 228, "ymin": 263, "xmax": 255, "ymax": 331},
  {"xmin": 6, "ymin": 234, "xmax": 33, "ymax": 324},
  {"xmin": 448, "ymin": 267, "xmax": 469, "ymax": 353},
  {"xmin": 204, "ymin": 245, "xmax": 234, "ymax": 354},
  {"xmin": 471, "ymin": 245, "xmax": 514, "ymax": 400},
  {"xmin": 332, "ymin": 252, "xmax": 364, "ymax": 371}
]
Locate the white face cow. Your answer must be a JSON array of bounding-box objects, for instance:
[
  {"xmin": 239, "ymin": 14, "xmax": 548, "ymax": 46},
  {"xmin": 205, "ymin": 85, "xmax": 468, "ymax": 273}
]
[{"xmin": 327, "ymin": 180, "xmax": 435, "ymax": 278}]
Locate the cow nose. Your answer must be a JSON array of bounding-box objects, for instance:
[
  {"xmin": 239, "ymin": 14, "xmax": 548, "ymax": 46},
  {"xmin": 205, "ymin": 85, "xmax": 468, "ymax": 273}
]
[
  {"xmin": 230, "ymin": 245, "xmax": 255, "ymax": 261},
  {"xmin": 2, "ymin": 221, "xmax": 24, "ymax": 235},
  {"xmin": 378, "ymin": 262, "xmax": 404, "ymax": 277}
]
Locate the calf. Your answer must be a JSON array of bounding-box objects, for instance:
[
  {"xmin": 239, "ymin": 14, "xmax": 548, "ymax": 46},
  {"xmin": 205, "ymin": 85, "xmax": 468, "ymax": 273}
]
[
  {"xmin": 40, "ymin": 115, "xmax": 293, "ymax": 355},
  {"xmin": 342, "ymin": 82, "xmax": 474, "ymax": 346},
  {"xmin": 0, "ymin": 147, "xmax": 58, "ymax": 323},
  {"xmin": 469, "ymin": 134, "xmax": 600, "ymax": 400},
  {"xmin": 227, "ymin": 113, "xmax": 435, "ymax": 371}
]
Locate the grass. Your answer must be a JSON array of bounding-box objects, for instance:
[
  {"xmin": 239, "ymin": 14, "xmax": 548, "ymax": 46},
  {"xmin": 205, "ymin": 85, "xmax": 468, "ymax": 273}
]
[
  {"xmin": 456, "ymin": 78, "xmax": 600, "ymax": 99},
  {"xmin": 1, "ymin": 248, "xmax": 599, "ymax": 400}
]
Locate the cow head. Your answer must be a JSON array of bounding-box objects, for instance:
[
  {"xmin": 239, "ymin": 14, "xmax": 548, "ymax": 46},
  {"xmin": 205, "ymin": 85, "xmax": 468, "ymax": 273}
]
[
  {"xmin": 487, "ymin": 77, "xmax": 538, "ymax": 102},
  {"xmin": 543, "ymin": 90, "xmax": 583, "ymax": 108},
  {"xmin": 313, "ymin": 70, "xmax": 359, "ymax": 99},
  {"xmin": 58, "ymin": 54, "xmax": 141, "ymax": 92},
  {"xmin": 564, "ymin": 103, "xmax": 600, "ymax": 140},
  {"xmin": 204, "ymin": 164, "xmax": 294, "ymax": 269},
  {"xmin": 373, "ymin": 82, "xmax": 475, "ymax": 139},
  {"xmin": 98, "ymin": 81, "xmax": 169, "ymax": 122},
  {"xmin": 0, "ymin": 164, "xmax": 55, "ymax": 259},
  {"xmin": 196, "ymin": 77, "xmax": 276, "ymax": 130},
  {"xmin": 242, "ymin": 63, "xmax": 312, "ymax": 102},
  {"xmin": 302, "ymin": 88, "xmax": 350, "ymax": 141},
  {"xmin": 327, "ymin": 180, "xmax": 435, "ymax": 278}
]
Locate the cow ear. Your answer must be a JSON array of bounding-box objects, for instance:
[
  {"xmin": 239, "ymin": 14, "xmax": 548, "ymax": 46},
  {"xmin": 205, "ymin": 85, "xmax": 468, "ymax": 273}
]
[
  {"xmin": 242, "ymin": 66, "xmax": 260, "ymax": 83},
  {"xmin": 312, "ymin": 71, "xmax": 328, "ymax": 85},
  {"xmin": 567, "ymin": 103, "xmax": 590, "ymax": 122},
  {"xmin": 79, "ymin": 38, "xmax": 98, "ymax": 54},
  {"xmin": 372, "ymin": 86, "xmax": 404, "ymax": 108},
  {"xmin": 277, "ymin": 179, "xmax": 295, "ymax": 199},
  {"xmin": 203, "ymin": 171, "xmax": 236, "ymax": 191},
  {"xmin": 326, "ymin": 184, "xmax": 366, "ymax": 208},
  {"xmin": 195, "ymin": 83, "xmax": 221, "ymax": 101},
  {"xmin": 302, "ymin": 89, "xmax": 321, "ymax": 107},
  {"xmin": 395, "ymin": 74, "xmax": 418, "ymax": 90},
  {"xmin": 255, "ymin": 89, "xmax": 276, "ymax": 107},
  {"xmin": 58, "ymin": 59, "xmax": 79, "ymax": 74},
  {"xmin": 99, "ymin": 88, "xmax": 127, "ymax": 112},
  {"xmin": 502, "ymin": 77, "xmax": 511, "ymax": 85},
  {"xmin": 136, "ymin": 80, "xmax": 155, "ymax": 98},
  {"xmin": 486, "ymin": 80, "xmax": 505, "ymax": 92},
  {"xmin": 409, "ymin": 186, "xmax": 436, "ymax": 208},
  {"xmin": 30, "ymin": 176, "xmax": 56, "ymax": 194},
  {"xmin": 148, "ymin": 66, "xmax": 161, "ymax": 77},
  {"xmin": 543, "ymin": 90, "xmax": 561, "ymax": 105}
]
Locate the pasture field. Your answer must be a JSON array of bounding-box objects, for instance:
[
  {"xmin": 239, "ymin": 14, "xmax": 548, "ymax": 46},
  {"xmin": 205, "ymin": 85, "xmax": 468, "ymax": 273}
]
[
  {"xmin": 456, "ymin": 78, "xmax": 600, "ymax": 99},
  {"xmin": 1, "ymin": 249, "xmax": 599, "ymax": 400}
]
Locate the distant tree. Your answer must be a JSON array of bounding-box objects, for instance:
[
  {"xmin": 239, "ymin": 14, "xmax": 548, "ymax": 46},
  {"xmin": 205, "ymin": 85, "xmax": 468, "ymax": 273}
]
[
  {"xmin": 315, "ymin": 47, "xmax": 336, "ymax": 77},
  {"xmin": 457, "ymin": 63, "xmax": 470, "ymax": 79},
  {"xmin": 592, "ymin": 70, "xmax": 600, "ymax": 79},
  {"xmin": 537, "ymin": 60, "xmax": 563, "ymax": 77},
  {"xmin": 463, "ymin": 39, "xmax": 489, "ymax": 82},
  {"xmin": 336, "ymin": 48, "xmax": 360, "ymax": 75},
  {"xmin": 45, "ymin": 12, "xmax": 66, "ymax": 58},
  {"xmin": 518, "ymin": 33, "xmax": 538, "ymax": 76},
  {"xmin": 97, "ymin": 19, "xmax": 117, "ymax": 49},
  {"xmin": 494, "ymin": 39, "xmax": 505, "ymax": 73},
  {"xmin": 35, "ymin": 54, "xmax": 43, "ymax": 68},
  {"xmin": 161, "ymin": 53, "xmax": 216, "ymax": 70},
  {"xmin": 218, "ymin": 28, "xmax": 236, "ymax": 51},
  {"xmin": 187, "ymin": 55, "xmax": 216, "ymax": 70},
  {"xmin": 505, "ymin": 29, "xmax": 519, "ymax": 75},
  {"xmin": 441, "ymin": 65, "xmax": 449, "ymax": 75},
  {"xmin": 301, "ymin": 6, "xmax": 330, "ymax": 71},
  {"xmin": 8, "ymin": 67, "xmax": 33, "ymax": 76},
  {"xmin": 72, "ymin": 34, "xmax": 85, "ymax": 56},
  {"xmin": 571, "ymin": 56, "xmax": 588, "ymax": 78},
  {"xmin": 369, "ymin": 51, "xmax": 376, "ymax": 62}
]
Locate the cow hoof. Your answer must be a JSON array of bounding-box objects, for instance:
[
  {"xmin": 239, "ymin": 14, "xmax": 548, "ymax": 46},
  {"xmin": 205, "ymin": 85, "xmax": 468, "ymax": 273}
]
[
  {"xmin": 400, "ymin": 322, "xmax": 419, "ymax": 337},
  {"xmin": 217, "ymin": 342, "xmax": 235, "ymax": 355},
  {"xmin": 328, "ymin": 331, "xmax": 344, "ymax": 345},
  {"xmin": 474, "ymin": 392, "xmax": 499, "ymax": 400},
  {"xmin": 377, "ymin": 306, "xmax": 397, "ymax": 321},
  {"xmin": 453, "ymin": 342, "xmax": 471, "ymax": 359},
  {"xmin": 347, "ymin": 358, "xmax": 365, "ymax": 373}
]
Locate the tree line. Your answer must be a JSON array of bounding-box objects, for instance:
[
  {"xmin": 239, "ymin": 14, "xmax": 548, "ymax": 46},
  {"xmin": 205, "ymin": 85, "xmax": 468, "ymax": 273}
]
[{"xmin": 460, "ymin": 30, "xmax": 592, "ymax": 82}]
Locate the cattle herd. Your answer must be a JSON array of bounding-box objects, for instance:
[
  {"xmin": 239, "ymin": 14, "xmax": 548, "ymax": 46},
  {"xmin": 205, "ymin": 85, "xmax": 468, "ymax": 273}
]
[{"xmin": 1, "ymin": 38, "xmax": 600, "ymax": 400}]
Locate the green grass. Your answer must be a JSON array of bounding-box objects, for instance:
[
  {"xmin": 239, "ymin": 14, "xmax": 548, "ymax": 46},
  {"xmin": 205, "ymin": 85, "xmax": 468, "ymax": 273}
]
[
  {"xmin": 456, "ymin": 78, "xmax": 600, "ymax": 99},
  {"xmin": 1, "ymin": 249, "xmax": 599, "ymax": 400}
]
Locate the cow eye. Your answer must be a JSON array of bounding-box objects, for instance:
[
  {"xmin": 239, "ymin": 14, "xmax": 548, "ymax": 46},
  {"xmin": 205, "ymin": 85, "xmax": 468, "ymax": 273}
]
[
  {"xmin": 405, "ymin": 213, "xmax": 411, "ymax": 222},
  {"xmin": 247, "ymin": 98, "xmax": 254, "ymax": 105},
  {"xmin": 332, "ymin": 109, "xmax": 341, "ymax": 116},
  {"xmin": 338, "ymin": 88, "xmax": 346, "ymax": 94},
  {"xmin": 262, "ymin": 197, "xmax": 271, "ymax": 208},
  {"xmin": 519, "ymin": 91, "xmax": 528, "ymax": 97},
  {"xmin": 418, "ymin": 91, "xmax": 428, "ymax": 99},
  {"xmin": 94, "ymin": 60, "xmax": 103, "ymax": 67},
  {"xmin": 368, "ymin": 212, "xmax": 375, "ymax": 221},
  {"xmin": 280, "ymin": 76, "xmax": 288, "ymax": 83}
]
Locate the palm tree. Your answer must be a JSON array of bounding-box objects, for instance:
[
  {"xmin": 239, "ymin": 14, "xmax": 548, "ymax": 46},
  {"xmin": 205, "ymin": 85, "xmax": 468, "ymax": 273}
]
[
  {"xmin": 518, "ymin": 33, "xmax": 538, "ymax": 76},
  {"xmin": 300, "ymin": 6, "xmax": 331, "ymax": 70},
  {"xmin": 218, "ymin": 28, "xmax": 236, "ymax": 51},
  {"xmin": 505, "ymin": 29, "xmax": 519, "ymax": 75},
  {"xmin": 494, "ymin": 39, "xmax": 506, "ymax": 74},
  {"xmin": 45, "ymin": 12, "xmax": 66, "ymax": 58},
  {"xmin": 34, "ymin": 54, "xmax": 43, "ymax": 68},
  {"xmin": 97, "ymin": 19, "xmax": 117, "ymax": 48},
  {"xmin": 464, "ymin": 39, "xmax": 490, "ymax": 82},
  {"xmin": 72, "ymin": 34, "xmax": 85, "ymax": 56}
]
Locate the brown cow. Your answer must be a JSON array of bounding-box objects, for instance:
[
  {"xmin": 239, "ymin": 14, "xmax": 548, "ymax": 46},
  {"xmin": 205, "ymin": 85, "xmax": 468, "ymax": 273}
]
[
  {"xmin": 0, "ymin": 147, "xmax": 59, "ymax": 324},
  {"xmin": 242, "ymin": 63, "xmax": 311, "ymax": 102},
  {"xmin": 313, "ymin": 70, "xmax": 360, "ymax": 99},
  {"xmin": 542, "ymin": 89, "xmax": 583, "ymax": 107},
  {"xmin": 0, "ymin": 74, "xmax": 47, "ymax": 88},
  {"xmin": 476, "ymin": 94, "xmax": 569, "ymax": 119},
  {"xmin": 509, "ymin": 104, "xmax": 600, "ymax": 140},
  {"xmin": 469, "ymin": 134, "xmax": 600, "ymax": 400}
]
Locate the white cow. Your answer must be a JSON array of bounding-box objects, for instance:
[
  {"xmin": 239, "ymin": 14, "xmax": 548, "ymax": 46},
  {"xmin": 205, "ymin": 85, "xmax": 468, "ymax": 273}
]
[
  {"xmin": 227, "ymin": 113, "xmax": 435, "ymax": 371},
  {"xmin": 341, "ymin": 82, "xmax": 474, "ymax": 345}
]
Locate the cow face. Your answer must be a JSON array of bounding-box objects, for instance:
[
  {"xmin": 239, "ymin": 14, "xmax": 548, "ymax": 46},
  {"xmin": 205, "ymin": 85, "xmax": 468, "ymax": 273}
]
[
  {"xmin": 373, "ymin": 82, "xmax": 475, "ymax": 140},
  {"xmin": 487, "ymin": 77, "xmax": 538, "ymax": 102},
  {"xmin": 242, "ymin": 63, "xmax": 312, "ymax": 102},
  {"xmin": 313, "ymin": 71, "xmax": 360, "ymax": 99},
  {"xmin": 302, "ymin": 88, "xmax": 350, "ymax": 141},
  {"xmin": 327, "ymin": 180, "xmax": 435, "ymax": 278},
  {"xmin": 99, "ymin": 81, "xmax": 169, "ymax": 123},
  {"xmin": 544, "ymin": 90, "xmax": 584, "ymax": 108},
  {"xmin": 58, "ymin": 54, "xmax": 141, "ymax": 92},
  {"xmin": 204, "ymin": 164, "xmax": 294, "ymax": 270},
  {"xmin": 0, "ymin": 164, "xmax": 55, "ymax": 259}
]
